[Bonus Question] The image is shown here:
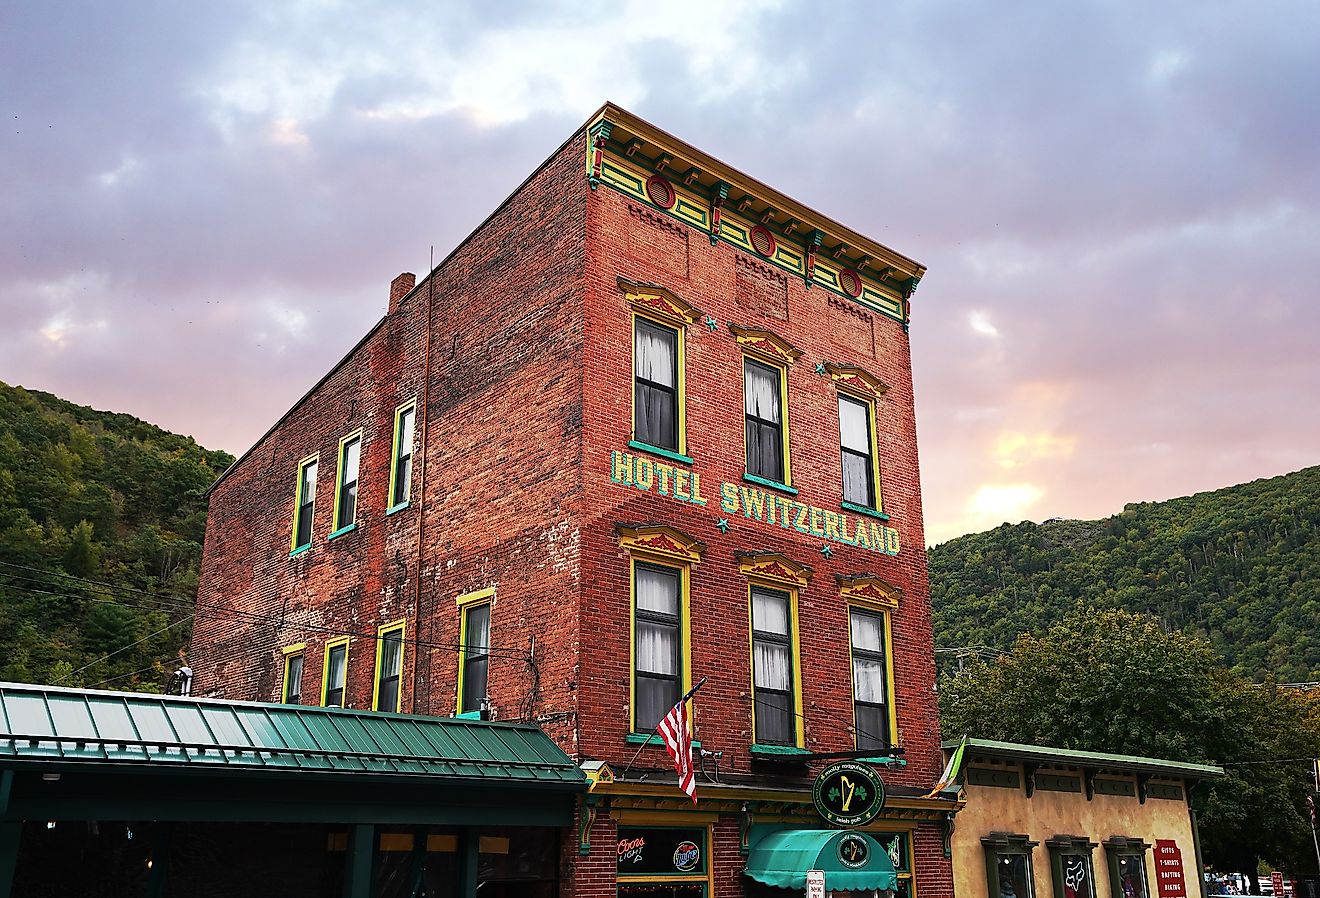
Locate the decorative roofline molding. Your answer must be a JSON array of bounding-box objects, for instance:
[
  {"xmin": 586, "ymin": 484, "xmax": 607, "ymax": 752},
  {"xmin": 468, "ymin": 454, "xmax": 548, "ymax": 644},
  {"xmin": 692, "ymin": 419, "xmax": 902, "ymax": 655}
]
[
  {"xmin": 824, "ymin": 362, "xmax": 890, "ymax": 400},
  {"xmin": 618, "ymin": 278, "xmax": 702, "ymax": 326},
  {"xmin": 729, "ymin": 323, "xmax": 803, "ymax": 366},
  {"xmin": 837, "ymin": 574, "xmax": 902, "ymax": 609}
]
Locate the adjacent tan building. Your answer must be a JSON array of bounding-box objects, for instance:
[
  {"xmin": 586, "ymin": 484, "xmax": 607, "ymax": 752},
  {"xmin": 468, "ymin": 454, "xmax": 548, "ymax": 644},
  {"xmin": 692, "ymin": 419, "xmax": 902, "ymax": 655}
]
[{"xmin": 945, "ymin": 739, "xmax": 1222, "ymax": 898}]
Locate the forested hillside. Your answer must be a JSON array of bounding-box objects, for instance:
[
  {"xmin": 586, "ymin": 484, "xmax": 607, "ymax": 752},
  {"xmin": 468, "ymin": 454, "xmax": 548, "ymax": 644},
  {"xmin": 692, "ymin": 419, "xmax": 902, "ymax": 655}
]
[
  {"xmin": 930, "ymin": 465, "xmax": 1320, "ymax": 682},
  {"xmin": 0, "ymin": 381, "xmax": 233, "ymax": 690}
]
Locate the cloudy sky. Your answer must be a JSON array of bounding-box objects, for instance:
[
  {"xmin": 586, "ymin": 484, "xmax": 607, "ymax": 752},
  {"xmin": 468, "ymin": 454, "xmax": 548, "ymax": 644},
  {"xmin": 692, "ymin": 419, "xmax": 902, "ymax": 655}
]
[{"xmin": 3, "ymin": 1, "xmax": 1317, "ymax": 544}]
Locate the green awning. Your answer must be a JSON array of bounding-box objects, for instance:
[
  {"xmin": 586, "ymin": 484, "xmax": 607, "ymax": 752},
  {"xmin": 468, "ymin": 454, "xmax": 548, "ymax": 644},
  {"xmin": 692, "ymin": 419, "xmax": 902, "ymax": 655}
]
[
  {"xmin": 746, "ymin": 829, "xmax": 898, "ymax": 891},
  {"xmin": 0, "ymin": 682, "xmax": 584, "ymax": 786}
]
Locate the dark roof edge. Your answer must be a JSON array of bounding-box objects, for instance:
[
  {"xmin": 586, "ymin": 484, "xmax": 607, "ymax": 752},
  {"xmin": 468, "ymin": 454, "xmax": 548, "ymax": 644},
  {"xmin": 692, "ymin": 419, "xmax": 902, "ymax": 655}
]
[
  {"xmin": 943, "ymin": 737, "xmax": 1224, "ymax": 778},
  {"xmin": 206, "ymin": 116, "xmax": 591, "ymax": 496}
]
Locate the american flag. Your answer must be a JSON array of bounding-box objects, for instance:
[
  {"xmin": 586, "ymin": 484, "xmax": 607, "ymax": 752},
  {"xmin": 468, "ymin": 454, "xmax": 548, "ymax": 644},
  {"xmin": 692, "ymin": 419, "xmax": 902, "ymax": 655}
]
[{"xmin": 657, "ymin": 695, "xmax": 697, "ymax": 802}]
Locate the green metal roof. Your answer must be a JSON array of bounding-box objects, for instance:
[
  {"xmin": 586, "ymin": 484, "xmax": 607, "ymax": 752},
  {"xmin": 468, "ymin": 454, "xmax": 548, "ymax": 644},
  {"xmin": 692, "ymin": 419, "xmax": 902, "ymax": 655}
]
[
  {"xmin": 745, "ymin": 829, "xmax": 899, "ymax": 891},
  {"xmin": 0, "ymin": 682, "xmax": 585, "ymax": 787},
  {"xmin": 942, "ymin": 737, "xmax": 1224, "ymax": 778}
]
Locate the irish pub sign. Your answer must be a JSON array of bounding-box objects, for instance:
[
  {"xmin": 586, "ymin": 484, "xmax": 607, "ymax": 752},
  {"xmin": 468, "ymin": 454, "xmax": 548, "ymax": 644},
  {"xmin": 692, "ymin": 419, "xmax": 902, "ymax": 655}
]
[{"xmin": 812, "ymin": 761, "xmax": 886, "ymax": 827}]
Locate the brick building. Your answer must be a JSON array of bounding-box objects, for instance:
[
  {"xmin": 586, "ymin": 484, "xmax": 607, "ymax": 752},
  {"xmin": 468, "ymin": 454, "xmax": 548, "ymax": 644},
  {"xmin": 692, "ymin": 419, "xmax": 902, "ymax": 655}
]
[{"xmin": 191, "ymin": 103, "xmax": 958, "ymax": 898}]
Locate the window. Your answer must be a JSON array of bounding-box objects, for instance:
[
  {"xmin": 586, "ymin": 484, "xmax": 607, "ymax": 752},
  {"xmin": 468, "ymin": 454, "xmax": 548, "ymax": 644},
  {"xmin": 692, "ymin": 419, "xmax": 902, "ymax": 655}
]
[
  {"xmin": 839, "ymin": 393, "xmax": 880, "ymax": 509},
  {"xmin": 332, "ymin": 431, "xmax": 362, "ymax": 533},
  {"xmin": 744, "ymin": 357, "xmax": 788, "ymax": 484},
  {"xmin": 634, "ymin": 562, "xmax": 682, "ymax": 732},
  {"xmin": 1103, "ymin": 839, "xmax": 1151, "ymax": 898},
  {"xmin": 291, "ymin": 455, "xmax": 318, "ymax": 552},
  {"xmin": 458, "ymin": 593, "xmax": 492, "ymax": 715},
  {"xmin": 1047, "ymin": 837, "xmax": 1097, "ymax": 898},
  {"xmin": 983, "ymin": 834, "xmax": 1038, "ymax": 898},
  {"xmin": 750, "ymin": 587, "xmax": 798, "ymax": 745},
  {"xmin": 388, "ymin": 402, "xmax": 416, "ymax": 509},
  {"xmin": 873, "ymin": 832, "xmax": 915, "ymax": 898},
  {"xmin": 322, "ymin": 637, "xmax": 350, "ymax": 707},
  {"xmin": 850, "ymin": 607, "xmax": 892, "ymax": 749},
  {"xmin": 281, "ymin": 646, "xmax": 305, "ymax": 704},
  {"xmin": 634, "ymin": 316, "xmax": 680, "ymax": 453},
  {"xmin": 374, "ymin": 622, "xmax": 405, "ymax": 712}
]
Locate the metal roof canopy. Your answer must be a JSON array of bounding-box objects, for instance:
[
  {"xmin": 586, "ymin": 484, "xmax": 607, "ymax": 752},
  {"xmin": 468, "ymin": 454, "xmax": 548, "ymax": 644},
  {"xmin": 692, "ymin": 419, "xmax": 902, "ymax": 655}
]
[
  {"xmin": 943, "ymin": 737, "xmax": 1225, "ymax": 779},
  {"xmin": 0, "ymin": 683, "xmax": 585, "ymax": 825}
]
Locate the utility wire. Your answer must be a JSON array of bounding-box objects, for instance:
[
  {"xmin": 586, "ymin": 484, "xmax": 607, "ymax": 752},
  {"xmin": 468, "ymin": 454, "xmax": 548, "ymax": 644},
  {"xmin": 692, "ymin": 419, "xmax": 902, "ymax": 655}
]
[{"xmin": 52, "ymin": 616, "xmax": 194, "ymax": 684}]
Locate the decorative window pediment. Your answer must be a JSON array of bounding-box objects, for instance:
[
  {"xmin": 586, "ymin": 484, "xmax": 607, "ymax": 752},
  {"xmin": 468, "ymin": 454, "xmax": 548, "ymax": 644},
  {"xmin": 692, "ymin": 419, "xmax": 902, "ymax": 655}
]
[
  {"xmin": 729, "ymin": 323, "xmax": 802, "ymax": 366},
  {"xmin": 824, "ymin": 361, "xmax": 890, "ymax": 400},
  {"xmin": 837, "ymin": 573, "xmax": 902, "ymax": 609},
  {"xmin": 619, "ymin": 278, "xmax": 701, "ymax": 326},
  {"xmin": 736, "ymin": 551, "xmax": 812, "ymax": 587},
  {"xmin": 616, "ymin": 522, "xmax": 705, "ymax": 563}
]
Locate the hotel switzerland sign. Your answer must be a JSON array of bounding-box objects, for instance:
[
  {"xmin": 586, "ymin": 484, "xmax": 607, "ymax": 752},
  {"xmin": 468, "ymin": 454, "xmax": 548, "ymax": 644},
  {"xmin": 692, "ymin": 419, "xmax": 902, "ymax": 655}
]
[{"xmin": 1154, "ymin": 840, "xmax": 1186, "ymax": 898}]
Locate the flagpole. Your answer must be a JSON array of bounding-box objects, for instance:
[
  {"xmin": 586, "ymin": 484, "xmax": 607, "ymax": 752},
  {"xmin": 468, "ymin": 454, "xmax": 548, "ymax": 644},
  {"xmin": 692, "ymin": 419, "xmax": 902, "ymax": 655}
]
[{"xmin": 620, "ymin": 676, "xmax": 708, "ymax": 780}]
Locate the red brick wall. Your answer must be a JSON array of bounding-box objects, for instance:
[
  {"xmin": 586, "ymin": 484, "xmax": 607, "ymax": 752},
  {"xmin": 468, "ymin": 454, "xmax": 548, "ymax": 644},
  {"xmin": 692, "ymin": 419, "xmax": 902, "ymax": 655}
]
[
  {"xmin": 192, "ymin": 134, "xmax": 590, "ymax": 728},
  {"xmin": 576, "ymin": 182, "xmax": 942, "ymax": 791}
]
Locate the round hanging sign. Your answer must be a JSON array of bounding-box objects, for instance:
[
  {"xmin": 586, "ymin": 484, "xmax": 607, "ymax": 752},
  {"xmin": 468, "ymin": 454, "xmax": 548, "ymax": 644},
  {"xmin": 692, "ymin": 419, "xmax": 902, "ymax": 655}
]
[{"xmin": 812, "ymin": 760, "xmax": 886, "ymax": 827}]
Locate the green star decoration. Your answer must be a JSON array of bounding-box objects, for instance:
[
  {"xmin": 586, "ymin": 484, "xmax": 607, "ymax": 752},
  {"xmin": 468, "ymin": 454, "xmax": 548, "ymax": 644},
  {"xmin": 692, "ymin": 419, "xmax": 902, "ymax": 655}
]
[
  {"xmin": 704, "ymin": 316, "xmax": 719, "ymax": 332},
  {"xmin": 814, "ymin": 361, "xmax": 827, "ymax": 375},
  {"xmin": 820, "ymin": 544, "xmax": 833, "ymax": 558},
  {"xmin": 716, "ymin": 518, "xmax": 731, "ymax": 534}
]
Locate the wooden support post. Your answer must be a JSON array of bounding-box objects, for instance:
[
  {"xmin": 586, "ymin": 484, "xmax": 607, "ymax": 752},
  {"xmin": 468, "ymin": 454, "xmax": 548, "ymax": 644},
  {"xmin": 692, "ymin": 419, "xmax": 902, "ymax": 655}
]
[
  {"xmin": 458, "ymin": 828, "xmax": 479, "ymax": 898},
  {"xmin": 145, "ymin": 823, "xmax": 170, "ymax": 898},
  {"xmin": 343, "ymin": 823, "xmax": 375, "ymax": 898}
]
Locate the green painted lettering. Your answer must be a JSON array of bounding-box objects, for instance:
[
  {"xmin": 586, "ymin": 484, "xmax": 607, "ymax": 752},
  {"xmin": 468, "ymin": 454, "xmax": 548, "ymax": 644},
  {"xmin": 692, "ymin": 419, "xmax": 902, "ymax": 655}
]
[
  {"xmin": 690, "ymin": 473, "xmax": 707, "ymax": 506},
  {"xmin": 823, "ymin": 510, "xmax": 841, "ymax": 541},
  {"xmin": 673, "ymin": 469, "xmax": 691, "ymax": 500},
  {"xmin": 740, "ymin": 486, "xmax": 766, "ymax": 521},
  {"xmin": 655, "ymin": 462, "xmax": 673, "ymax": 496},
  {"xmin": 869, "ymin": 521, "xmax": 884, "ymax": 551},
  {"xmin": 721, "ymin": 481, "xmax": 739, "ymax": 513},
  {"xmin": 808, "ymin": 506, "xmax": 825, "ymax": 537},
  {"xmin": 855, "ymin": 520, "xmax": 872, "ymax": 548},
  {"xmin": 792, "ymin": 502, "xmax": 809, "ymax": 533},
  {"xmin": 635, "ymin": 458, "xmax": 654, "ymax": 491}
]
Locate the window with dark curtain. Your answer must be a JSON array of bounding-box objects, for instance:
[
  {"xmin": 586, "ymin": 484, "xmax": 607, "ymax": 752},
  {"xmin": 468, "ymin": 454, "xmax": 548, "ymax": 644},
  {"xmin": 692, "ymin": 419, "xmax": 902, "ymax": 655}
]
[
  {"xmin": 392, "ymin": 406, "xmax": 414, "ymax": 507},
  {"xmin": 337, "ymin": 436, "xmax": 361, "ymax": 527},
  {"xmin": 324, "ymin": 642, "xmax": 347, "ymax": 707},
  {"xmin": 295, "ymin": 459, "xmax": 317, "ymax": 548},
  {"xmin": 634, "ymin": 318, "xmax": 679, "ymax": 451},
  {"xmin": 751, "ymin": 587, "xmax": 794, "ymax": 744},
  {"xmin": 850, "ymin": 607, "xmax": 889, "ymax": 749},
  {"xmin": 283, "ymin": 653, "xmax": 303, "ymax": 704},
  {"xmin": 377, "ymin": 628, "xmax": 403, "ymax": 712},
  {"xmin": 634, "ymin": 563, "xmax": 681, "ymax": 730},
  {"xmin": 462, "ymin": 604, "xmax": 490, "ymax": 714},
  {"xmin": 839, "ymin": 394, "xmax": 876, "ymax": 507},
  {"xmin": 744, "ymin": 359, "xmax": 783, "ymax": 482}
]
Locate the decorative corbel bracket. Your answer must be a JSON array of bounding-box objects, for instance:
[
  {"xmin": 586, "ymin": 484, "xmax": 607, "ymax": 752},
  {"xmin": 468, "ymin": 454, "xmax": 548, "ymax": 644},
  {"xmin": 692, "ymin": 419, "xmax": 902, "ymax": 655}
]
[
  {"xmin": 1084, "ymin": 768, "xmax": 1097, "ymax": 801},
  {"xmin": 942, "ymin": 810, "xmax": 958, "ymax": 858},
  {"xmin": 804, "ymin": 230, "xmax": 824, "ymax": 287},
  {"xmin": 1137, "ymin": 774, "xmax": 1150, "ymax": 805},
  {"xmin": 709, "ymin": 182, "xmax": 729, "ymax": 246},
  {"xmin": 1024, "ymin": 763, "xmax": 1039, "ymax": 799},
  {"xmin": 740, "ymin": 801, "xmax": 760, "ymax": 855},
  {"xmin": 578, "ymin": 795, "xmax": 603, "ymax": 856},
  {"xmin": 588, "ymin": 121, "xmax": 614, "ymax": 190}
]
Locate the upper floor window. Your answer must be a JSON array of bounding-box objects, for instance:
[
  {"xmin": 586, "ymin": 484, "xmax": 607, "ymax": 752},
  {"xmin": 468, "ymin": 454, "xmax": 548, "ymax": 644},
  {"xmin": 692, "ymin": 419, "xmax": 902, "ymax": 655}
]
[
  {"xmin": 291, "ymin": 455, "xmax": 318, "ymax": 553},
  {"xmin": 389, "ymin": 402, "xmax": 416, "ymax": 510},
  {"xmin": 282, "ymin": 646, "xmax": 304, "ymax": 704},
  {"xmin": 322, "ymin": 637, "xmax": 350, "ymax": 707},
  {"xmin": 457, "ymin": 589, "xmax": 493, "ymax": 715},
  {"xmin": 744, "ymin": 358, "xmax": 787, "ymax": 483},
  {"xmin": 332, "ymin": 431, "xmax": 362, "ymax": 533},
  {"xmin": 839, "ymin": 394, "xmax": 879, "ymax": 509},
  {"xmin": 634, "ymin": 316, "xmax": 680, "ymax": 452},
  {"xmin": 850, "ymin": 607, "xmax": 891, "ymax": 750},
  {"xmin": 750, "ymin": 587, "xmax": 798, "ymax": 745},
  {"xmin": 374, "ymin": 622, "xmax": 405, "ymax": 713}
]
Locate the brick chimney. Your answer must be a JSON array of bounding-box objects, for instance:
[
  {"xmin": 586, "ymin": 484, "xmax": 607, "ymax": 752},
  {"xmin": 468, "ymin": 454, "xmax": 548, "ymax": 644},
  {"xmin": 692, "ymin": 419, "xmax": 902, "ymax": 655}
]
[{"xmin": 389, "ymin": 272, "xmax": 417, "ymax": 314}]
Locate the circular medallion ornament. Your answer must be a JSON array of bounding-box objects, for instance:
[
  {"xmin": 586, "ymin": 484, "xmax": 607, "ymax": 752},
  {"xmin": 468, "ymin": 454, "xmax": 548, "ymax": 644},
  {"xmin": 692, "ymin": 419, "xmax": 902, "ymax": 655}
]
[
  {"xmin": 839, "ymin": 267, "xmax": 863, "ymax": 298},
  {"xmin": 750, "ymin": 225, "xmax": 777, "ymax": 257},
  {"xmin": 672, "ymin": 840, "xmax": 700, "ymax": 872},
  {"xmin": 646, "ymin": 175, "xmax": 676, "ymax": 210},
  {"xmin": 812, "ymin": 760, "xmax": 886, "ymax": 827},
  {"xmin": 837, "ymin": 833, "xmax": 871, "ymax": 869}
]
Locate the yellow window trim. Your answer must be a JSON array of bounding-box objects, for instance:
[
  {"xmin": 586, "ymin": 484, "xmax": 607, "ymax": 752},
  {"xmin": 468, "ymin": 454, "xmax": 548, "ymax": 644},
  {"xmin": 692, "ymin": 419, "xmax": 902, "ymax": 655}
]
[
  {"xmin": 372, "ymin": 620, "xmax": 406, "ymax": 712},
  {"xmin": 321, "ymin": 636, "xmax": 351, "ymax": 707},
  {"xmin": 846, "ymin": 602, "xmax": 899, "ymax": 750},
  {"xmin": 455, "ymin": 586, "xmax": 496, "ymax": 608},
  {"xmin": 330, "ymin": 428, "xmax": 364, "ymax": 532},
  {"xmin": 386, "ymin": 399, "xmax": 417, "ymax": 508},
  {"xmin": 281, "ymin": 649, "xmax": 304, "ymax": 703},
  {"xmin": 290, "ymin": 452, "xmax": 319, "ymax": 552},
  {"xmin": 740, "ymin": 352, "xmax": 793, "ymax": 487},
  {"xmin": 455, "ymin": 597, "xmax": 492, "ymax": 715},
  {"xmin": 630, "ymin": 308, "xmax": 689, "ymax": 457},
  {"xmin": 836, "ymin": 383, "xmax": 887, "ymax": 515},
  {"xmin": 746, "ymin": 582, "xmax": 806, "ymax": 749},
  {"xmin": 627, "ymin": 555, "xmax": 694, "ymax": 735}
]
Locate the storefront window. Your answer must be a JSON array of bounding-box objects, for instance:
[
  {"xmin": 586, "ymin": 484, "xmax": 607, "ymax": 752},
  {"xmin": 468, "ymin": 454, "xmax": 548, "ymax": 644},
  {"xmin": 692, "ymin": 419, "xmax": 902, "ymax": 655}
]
[
  {"xmin": 1103, "ymin": 838, "xmax": 1151, "ymax": 898},
  {"xmin": 1117, "ymin": 856, "xmax": 1147, "ymax": 898},
  {"xmin": 983, "ymin": 834, "xmax": 1038, "ymax": 898},
  {"xmin": 873, "ymin": 831, "xmax": 915, "ymax": 898},
  {"xmin": 617, "ymin": 825, "xmax": 708, "ymax": 898}
]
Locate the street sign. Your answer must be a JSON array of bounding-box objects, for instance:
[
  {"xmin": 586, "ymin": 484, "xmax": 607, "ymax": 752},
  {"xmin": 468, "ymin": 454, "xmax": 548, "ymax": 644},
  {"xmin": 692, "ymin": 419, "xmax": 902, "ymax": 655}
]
[{"xmin": 807, "ymin": 869, "xmax": 826, "ymax": 898}]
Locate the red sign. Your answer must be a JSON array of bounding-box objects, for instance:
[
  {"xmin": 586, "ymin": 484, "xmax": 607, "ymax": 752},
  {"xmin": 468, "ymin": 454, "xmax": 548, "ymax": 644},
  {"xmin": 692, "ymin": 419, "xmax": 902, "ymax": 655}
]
[
  {"xmin": 1154, "ymin": 840, "xmax": 1186, "ymax": 898},
  {"xmin": 1272, "ymin": 873, "xmax": 1285, "ymax": 896}
]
